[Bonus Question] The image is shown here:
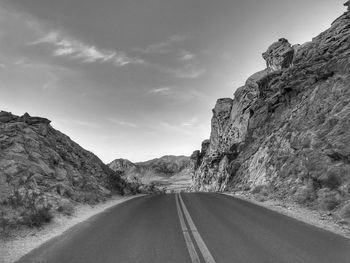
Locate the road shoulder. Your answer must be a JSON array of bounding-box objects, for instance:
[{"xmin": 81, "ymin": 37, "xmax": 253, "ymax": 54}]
[
  {"xmin": 0, "ymin": 194, "xmax": 144, "ymax": 263},
  {"xmin": 222, "ymin": 192, "xmax": 350, "ymax": 240}
]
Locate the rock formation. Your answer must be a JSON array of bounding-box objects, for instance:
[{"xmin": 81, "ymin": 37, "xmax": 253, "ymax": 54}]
[
  {"xmin": 0, "ymin": 111, "xmax": 128, "ymax": 228},
  {"xmin": 345, "ymin": 1, "xmax": 350, "ymax": 11},
  {"xmin": 191, "ymin": 5, "xmax": 350, "ymax": 213}
]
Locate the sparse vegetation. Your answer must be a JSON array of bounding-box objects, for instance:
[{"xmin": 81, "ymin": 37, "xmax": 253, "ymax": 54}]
[
  {"xmin": 319, "ymin": 169, "xmax": 342, "ymax": 190},
  {"xmin": 57, "ymin": 201, "xmax": 76, "ymax": 216},
  {"xmin": 0, "ymin": 206, "xmax": 17, "ymax": 237},
  {"xmin": 317, "ymin": 188, "xmax": 341, "ymax": 211},
  {"xmin": 340, "ymin": 203, "xmax": 350, "ymax": 219},
  {"xmin": 251, "ymin": 185, "xmax": 265, "ymax": 194},
  {"xmin": 255, "ymin": 195, "xmax": 267, "ymax": 202},
  {"xmin": 294, "ymin": 186, "xmax": 315, "ymax": 204},
  {"xmin": 22, "ymin": 207, "xmax": 53, "ymax": 227},
  {"xmin": 251, "ymin": 185, "xmax": 270, "ymax": 197}
]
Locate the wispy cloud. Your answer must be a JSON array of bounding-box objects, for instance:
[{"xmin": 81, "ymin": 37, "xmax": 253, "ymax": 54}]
[
  {"xmin": 166, "ymin": 64, "xmax": 206, "ymax": 79},
  {"xmin": 107, "ymin": 118, "xmax": 138, "ymax": 128},
  {"xmin": 179, "ymin": 50, "xmax": 195, "ymax": 61},
  {"xmin": 31, "ymin": 31, "xmax": 144, "ymax": 66},
  {"xmin": 147, "ymin": 62, "xmax": 206, "ymax": 79},
  {"xmin": 174, "ymin": 68, "xmax": 205, "ymax": 79},
  {"xmin": 181, "ymin": 117, "xmax": 199, "ymax": 127},
  {"xmin": 147, "ymin": 85, "xmax": 210, "ymax": 104},
  {"xmin": 149, "ymin": 87, "xmax": 172, "ymax": 94},
  {"xmin": 133, "ymin": 34, "xmax": 190, "ymax": 54},
  {"xmin": 42, "ymin": 72, "xmax": 59, "ymax": 91}
]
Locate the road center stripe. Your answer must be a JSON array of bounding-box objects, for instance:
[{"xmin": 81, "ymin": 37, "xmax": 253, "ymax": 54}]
[
  {"xmin": 175, "ymin": 194, "xmax": 201, "ymax": 263},
  {"xmin": 178, "ymin": 194, "xmax": 216, "ymax": 263}
]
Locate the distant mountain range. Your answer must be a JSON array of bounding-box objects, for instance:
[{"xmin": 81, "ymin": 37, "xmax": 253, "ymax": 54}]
[{"xmin": 108, "ymin": 156, "xmax": 192, "ymax": 186}]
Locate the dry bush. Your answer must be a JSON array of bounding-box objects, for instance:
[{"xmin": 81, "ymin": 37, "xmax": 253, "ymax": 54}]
[
  {"xmin": 317, "ymin": 188, "xmax": 341, "ymax": 211},
  {"xmin": 340, "ymin": 203, "xmax": 350, "ymax": 219},
  {"xmin": 294, "ymin": 186, "xmax": 315, "ymax": 204},
  {"xmin": 319, "ymin": 169, "xmax": 342, "ymax": 190},
  {"xmin": 255, "ymin": 195, "xmax": 267, "ymax": 202},
  {"xmin": 22, "ymin": 207, "xmax": 53, "ymax": 227},
  {"xmin": 251, "ymin": 185, "xmax": 265, "ymax": 194},
  {"xmin": 0, "ymin": 206, "xmax": 17, "ymax": 237},
  {"xmin": 251, "ymin": 185, "xmax": 271, "ymax": 197},
  {"xmin": 57, "ymin": 201, "xmax": 75, "ymax": 216}
]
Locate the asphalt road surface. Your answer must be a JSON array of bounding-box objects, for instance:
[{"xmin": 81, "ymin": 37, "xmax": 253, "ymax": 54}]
[{"xmin": 16, "ymin": 193, "xmax": 350, "ymax": 263}]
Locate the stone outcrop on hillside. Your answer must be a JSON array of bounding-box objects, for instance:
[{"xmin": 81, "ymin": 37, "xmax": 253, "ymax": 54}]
[
  {"xmin": 109, "ymin": 155, "xmax": 191, "ymax": 184},
  {"xmin": 0, "ymin": 111, "xmax": 128, "ymax": 228},
  {"xmin": 345, "ymin": 1, "xmax": 350, "ymax": 11},
  {"xmin": 191, "ymin": 5, "xmax": 350, "ymax": 213},
  {"xmin": 109, "ymin": 158, "xmax": 137, "ymax": 173}
]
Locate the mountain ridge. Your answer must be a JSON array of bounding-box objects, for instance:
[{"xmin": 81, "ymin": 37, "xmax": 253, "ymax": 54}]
[
  {"xmin": 0, "ymin": 111, "xmax": 130, "ymax": 230},
  {"xmin": 109, "ymin": 155, "xmax": 192, "ymax": 186}
]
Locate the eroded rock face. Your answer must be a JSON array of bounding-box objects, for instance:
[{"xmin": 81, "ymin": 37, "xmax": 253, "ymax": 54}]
[
  {"xmin": 191, "ymin": 8, "xmax": 350, "ymax": 211},
  {"xmin": 0, "ymin": 112, "xmax": 128, "ymax": 226}
]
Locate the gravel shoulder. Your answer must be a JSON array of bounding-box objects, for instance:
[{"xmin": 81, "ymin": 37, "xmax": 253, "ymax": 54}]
[
  {"xmin": 0, "ymin": 194, "xmax": 144, "ymax": 263},
  {"xmin": 223, "ymin": 191, "xmax": 350, "ymax": 239}
]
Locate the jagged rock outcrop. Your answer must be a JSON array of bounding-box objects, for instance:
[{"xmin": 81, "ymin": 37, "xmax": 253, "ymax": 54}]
[
  {"xmin": 109, "ymin": 158, "xmax": 137, "ymax": 173},
  {"xmin": 345, "ymin": 1, "xmax": 350, "ymax": 11},
  {"xmin": 109, "ymin": 155, "xmax": 191, "ymax": 185},
  {"xmin": 0, "ymin": 111, "xmax": 128, "ymax": 228},
  {"xmin": 262, "ymin": 38, "xmax": 295, "ymax": 71},
  {"xmin": 191, "ymin": 5, "xmax": 350, "ymax": 213}
]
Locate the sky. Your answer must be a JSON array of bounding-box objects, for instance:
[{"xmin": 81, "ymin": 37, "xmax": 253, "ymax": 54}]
[{"xmin": 0, "ymin": 0, "xmax": 346, "ymax": 163}]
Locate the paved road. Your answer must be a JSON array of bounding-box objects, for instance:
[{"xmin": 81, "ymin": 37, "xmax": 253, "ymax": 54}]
[{"xmin": 16, "ymin": 193, "xmax": 350, "ymax": 263}]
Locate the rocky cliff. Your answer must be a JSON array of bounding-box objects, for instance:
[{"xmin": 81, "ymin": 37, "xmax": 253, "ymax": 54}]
[
  {"xmin": 191, "ymin": 5, "xmax": 350, "ymax": 213},
  {"xmin": 109, "ymin": 155, "xmax": 191, "ymax": 185},
  {"xmin": 0, "ymin": 111, "xmax": 128, "ymax": 229}
]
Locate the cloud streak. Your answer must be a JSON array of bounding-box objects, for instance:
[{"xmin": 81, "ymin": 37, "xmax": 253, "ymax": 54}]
[
  {"xmin": 107, "ymin": 118, "xmax": 139, "ymax": 128},
  {"xmin": 149, "ymin": 87, "xmax": 172, "ymax": 94},
  {"xmin": 31, "ymin": 32, "xmax": 144, "ymax": 66},
  {"xmin": 133, "ymin": 34, "xmax": 190, "ymax": 54},
  {"xmin": 179, "ymin": 50, "xmax": 196, "ymax": 61}
]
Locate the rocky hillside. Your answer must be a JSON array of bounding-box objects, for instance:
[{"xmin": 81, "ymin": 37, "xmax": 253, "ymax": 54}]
[
  {"xmin": 191, "ymin": 4, "xmax": 350, "ymax": 215},
  {"xmin": 0, "ymin": 111, "xmax": 129, "ymax": 230},
  {"xmin": 109, "ymin": 155, "xmax": 191, "ymax": 185}
]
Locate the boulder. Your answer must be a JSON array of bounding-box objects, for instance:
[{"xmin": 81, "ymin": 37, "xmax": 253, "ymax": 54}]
[{"xmin": 262, "ymin": 38, "xmax": 294, "ymax": 71}]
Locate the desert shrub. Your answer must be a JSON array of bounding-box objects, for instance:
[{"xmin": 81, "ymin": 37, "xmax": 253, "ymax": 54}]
[
  {"xmin": 340, "ymin": 203, "xmax": 350, "ymax": 219},
  {"xmin": 82, "ymin": 192, "xmax": 100, "ymax": 204},
  {"xmin": 319, "ymin": 169, "xmax": 342, "ymax": 190},
  {"xmin": 251, "ymin": 185, "xmax": 269, "ymax": 196},
  {"xmin": 0, "ymin": 207, "xmax": 17, "ymax": 237},
  {"xmin": 243, "ymin": 185, "xmax": 251, "ymax": 191},
  {"xmin": 57, "ymin": 201, "xmax": 75, "ymax": 216},
  {"xmin": 255, "ymin": 195, "xmax": 267, "ymax": 202},
  {"xmin": 251, "ymin": 185, "xmax": 265, "ymax": 194},
  {"xmin": 22, "ymin": 207, "xmax": 53, "ymax": 227},
  {"xmin": 294, "ymin": 186, "xmax": 315, "ymax": 204},
  {"xmin": 317, "ymin": 188, "xmax": 341, "ymax": 211}
]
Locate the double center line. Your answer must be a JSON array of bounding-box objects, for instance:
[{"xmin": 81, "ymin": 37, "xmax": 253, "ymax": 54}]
[{"xmin": 175, "ymin": 193, "xmax": 216, "ymax": 263}]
